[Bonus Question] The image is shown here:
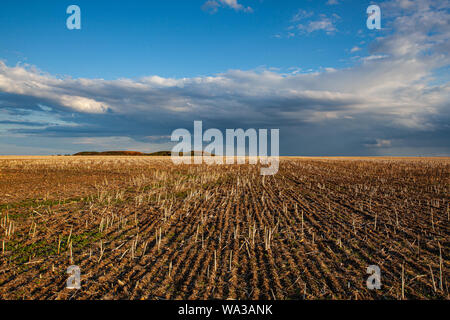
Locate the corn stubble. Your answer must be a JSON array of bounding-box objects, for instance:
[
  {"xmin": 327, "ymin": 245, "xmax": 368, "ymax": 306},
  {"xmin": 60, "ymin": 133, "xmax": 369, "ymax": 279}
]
[{"xmin": 0, "ymin": 156, "xmax": 448, "ymax": 300}]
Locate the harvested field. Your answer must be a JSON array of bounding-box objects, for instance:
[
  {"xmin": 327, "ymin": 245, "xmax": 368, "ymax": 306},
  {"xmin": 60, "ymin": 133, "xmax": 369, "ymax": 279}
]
[{"xmin": 0, "ymin": 156, "xmax": 448, "ymax": 300}]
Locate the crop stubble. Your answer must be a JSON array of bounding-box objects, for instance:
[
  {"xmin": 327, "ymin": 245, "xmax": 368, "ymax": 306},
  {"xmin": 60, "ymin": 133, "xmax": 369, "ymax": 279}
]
[{"xmin": 0, "ymin": 156, "xmax": 448, "ymax": 299}]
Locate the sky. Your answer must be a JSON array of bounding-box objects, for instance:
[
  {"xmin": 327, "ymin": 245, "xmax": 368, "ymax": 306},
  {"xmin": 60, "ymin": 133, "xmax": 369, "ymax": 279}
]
[{"xmin": 0, "ymin": 0, "xmax": 449, "ymax": 156}]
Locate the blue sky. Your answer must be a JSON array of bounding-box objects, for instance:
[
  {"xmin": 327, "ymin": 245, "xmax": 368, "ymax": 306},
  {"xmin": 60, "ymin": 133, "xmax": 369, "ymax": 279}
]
[
  {"xmin": 0, "ymin": 0, "xmax": 372, "ymax": 78},
  {"xmin": 0, "ymin": 0, "xmax": 449, "ymax": 155}
]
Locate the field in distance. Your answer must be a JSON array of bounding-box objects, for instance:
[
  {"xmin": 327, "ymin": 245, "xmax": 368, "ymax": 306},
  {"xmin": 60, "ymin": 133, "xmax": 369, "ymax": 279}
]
[{"xmin": 0, "ymin": 156, "xmax": 448, "ymax": 299}]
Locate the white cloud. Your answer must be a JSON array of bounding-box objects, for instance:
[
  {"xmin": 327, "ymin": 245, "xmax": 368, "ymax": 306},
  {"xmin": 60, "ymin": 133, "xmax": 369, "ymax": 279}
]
[
  {"xmin": 202, "ymin": 0, "xmax": 252, "ymax": 14},
  {"xmin": 302, "ymin": 16, "xmax": 337, "ymax": 34},
  {"xmin": 362, "ymin": 55, "xmax": 388, "ymax": 61},
  {"xmin": 292, "ymin": 9, "xmax": 313, "ymax": 22},
  {"xmin": 201, "ymin": 1, "xmax": 221, "ymax": 14},
  {"xmin": 288, "ymin": 11, "xmax": 340, "ymax": 36},
  {"xmin": 220, "ymin": 0, "xmax": 252, "ymax": 12},
  {"xmin": 0, "ymin": 62, "xmax": 111, "ymax": 114}
]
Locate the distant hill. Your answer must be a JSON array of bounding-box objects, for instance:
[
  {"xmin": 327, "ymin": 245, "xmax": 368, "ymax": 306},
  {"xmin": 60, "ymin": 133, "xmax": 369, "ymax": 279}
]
[
  {"xmin": 73, "ymin": 151, "xmax": 213, "ymax": 156},
  {"xmin": 74, "ymin": 151, "xmax": 146, "ymax": 156},
  {"xmin": 147, "ymin": 151, "xmax": 172, "ymax": 156}
]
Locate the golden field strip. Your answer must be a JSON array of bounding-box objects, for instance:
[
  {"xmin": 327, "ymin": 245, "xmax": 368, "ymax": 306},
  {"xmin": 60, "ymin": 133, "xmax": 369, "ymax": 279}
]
[{"xmin": 0, "ymin": 156, "xmax": 448, "ymax": 299}]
